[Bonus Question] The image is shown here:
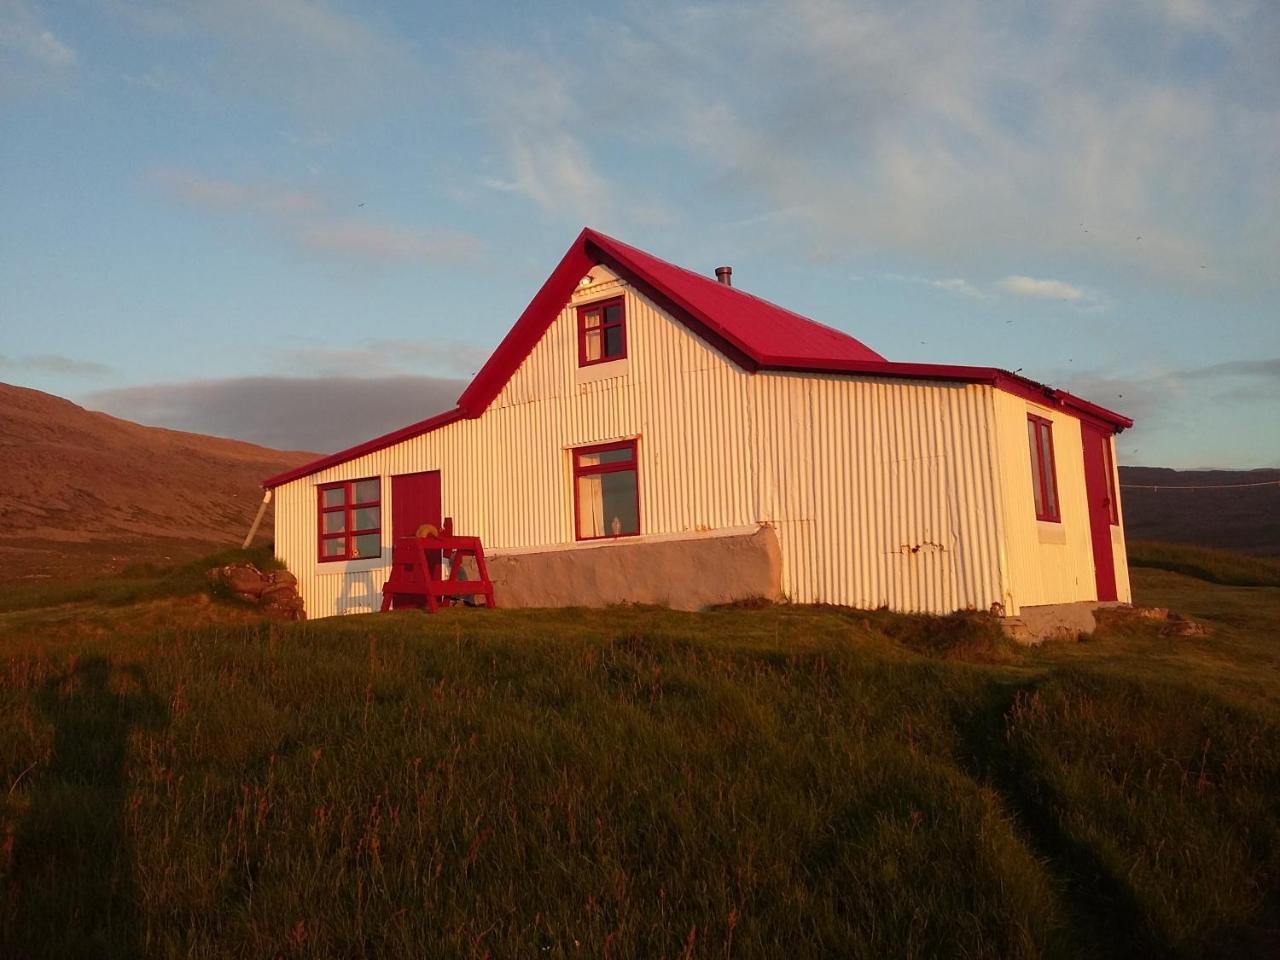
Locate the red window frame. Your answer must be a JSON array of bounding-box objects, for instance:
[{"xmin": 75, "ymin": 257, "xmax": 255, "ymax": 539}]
[
  {"xmin": 1101, "ymin": 435, "xmax": 1119, "ymax": 525},
  {"xmin": 317, "ymin": 477, "xmax": 382, "ymax": 562},
  {"xmin": 576, "ymin": 296, "xmax": 626, "ymax": 367},
  {"xmin": 1027, "ymin": 415, "xmax": 1061, "ymax": 523},
  {"xmin": 571, "ymin": 439, "xmax": 640, "ymax": 541}
]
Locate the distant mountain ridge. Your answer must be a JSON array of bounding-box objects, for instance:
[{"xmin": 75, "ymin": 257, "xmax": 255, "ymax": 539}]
[
  {"xmin": 0, "ymin": 382, "xmax": 316, "ymax": 581},
  {"xmin": 1119, "ymin": 466, "xmax": 1280, "ymax": 556}
]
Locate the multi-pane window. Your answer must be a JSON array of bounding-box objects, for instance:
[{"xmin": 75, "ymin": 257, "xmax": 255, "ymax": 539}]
[
  {"xmin": 1027, "ymin": 415, "xmax": 1060, "ymax": 523},
  {"xmin": 577, "ymin": 297, "xmax": 626, "ymax": 366},
  {"xmin": 317, "ymin": 478, "xmax": 381, "ymax": 561},
  {"xmin": 573, "ymin": 441, "xmax": 639, "ymax": 540},
  {"xmin": 1101, "ymin": 435, "xmax": 1119, "ymax": 525}
]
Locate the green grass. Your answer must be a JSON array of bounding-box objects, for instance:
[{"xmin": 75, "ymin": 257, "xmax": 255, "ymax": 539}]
[
  {"xmin": 1, "ymin": 555, "xmax": 1278, "ymax": 958},
  {"xmin": 0, "ymin": 546, "xmax": 282, "ymax": 614},
  {"xmin": 1129, "ymin": 539, "xmax": 1280, "ymax": 587}
]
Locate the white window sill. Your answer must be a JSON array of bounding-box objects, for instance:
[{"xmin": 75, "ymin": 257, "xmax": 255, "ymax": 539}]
[
  {"xmin": 1036, "ymin": 521, "xmax": 1067, "ymax": 545},
  {"xmin": 575, "ymin": 356, "xmax": 629, "ymax": 386},
  {"xmin": 316, "ymin": 555, "xmax": 390, "ymax": 575}
]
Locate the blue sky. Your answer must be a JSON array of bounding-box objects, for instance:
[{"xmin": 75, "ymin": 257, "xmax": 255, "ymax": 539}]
[{"xmin": 1, "ymin": 0, "xmax": 1277, "ymax": 466}]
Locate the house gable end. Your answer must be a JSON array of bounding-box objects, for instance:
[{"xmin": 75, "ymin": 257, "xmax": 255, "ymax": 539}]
[{"xmin": 490, "ymin": 262, "xmax": 747, "ymax": 411}]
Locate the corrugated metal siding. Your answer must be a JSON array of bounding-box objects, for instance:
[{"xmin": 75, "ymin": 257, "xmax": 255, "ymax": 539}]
[
  {"xmin": 749, "ymin": 374, "xmax": 1004, "ymax": 611},
  {"xmin": 276, "ymin": 272, "xmax": 759, "ymax": 618},
  {"xmin": 275, "ymin": 270, "xmax": 1008, "ymax": 618},
  {"xmin": 991, "ymin": 390, "xmax": 1105, "ymax": 612}
]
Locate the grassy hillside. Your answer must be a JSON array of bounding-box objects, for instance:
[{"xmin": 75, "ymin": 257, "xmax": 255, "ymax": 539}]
[
  {"xmin": 1, "ymin": 559, "xmax": 1278, "ymax": 958},
  {"xmin": 0, "ymin": 382, "xmax": 315, "ymax": 582},
  {"xmin": 1129, "ymin": 539, "xmax": 1280, "ymax": 587}
]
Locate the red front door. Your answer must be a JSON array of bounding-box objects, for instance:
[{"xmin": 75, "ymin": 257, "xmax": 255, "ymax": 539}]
[
  {"xmin": 1080, "ymin": 425, "xmax": 1118, "ymax": 602},
  {"xmin": 391, "ymin": 471, "xmax": 442, "ymax": 574}
]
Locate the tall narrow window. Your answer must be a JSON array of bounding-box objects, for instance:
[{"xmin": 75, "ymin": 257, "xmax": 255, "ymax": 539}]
[
  {"xmin": 573, "ymin": 440, "xmax": 639, "ymax": 540},
  {"xmin": 317, "ymin": 477, "xmax": 381, "ymax": 561},
  {"xmin": 1101, "ymin": 435, "xmax": 1119, "ymax": 525},
  {"xmin": 1027, "ymin": 415, "xmax": 1060, "ymax": 523},
  {"xmin": 577, "ymin": 297, "xmax": 626, "ymax": 366}
]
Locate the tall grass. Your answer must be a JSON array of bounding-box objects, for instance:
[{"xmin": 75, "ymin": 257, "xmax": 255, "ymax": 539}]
[{"xmin": 2, "ymin": 573, "xmax": 1278, "ymax": 958}]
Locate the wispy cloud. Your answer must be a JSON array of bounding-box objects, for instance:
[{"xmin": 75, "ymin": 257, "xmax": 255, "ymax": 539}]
[
  {"xmin": 0, "ymin": 0, "xmax": 76, "ymax": 95},
  {"xmin": 996, "ymin": 276, "xmax": 1090, "ymax": 302},
  {"xmin": 559, "ymin": 0, "xmax": 1278, "ymax": 282},
  {"xmin": 101, "ymin": 0, "xmax": 425, "ymax": 128},
  {"xmin": 86, "ymin": 375, "xmax": 466, "ymax": 452},
  {"xmin": 928, "ymin": 277, "xmax": 987, "ymax": 299},
  {"xmin": 149, "ymin": 167, "xmax": 479, "ymax": 266},
  {"xmin": 0, "ymin": 353, "xmax": 111, "ymax": 377},
  {"xmin": 0, "ymin": 0, "xmax": 74, "ymax": 64},
  {"xmin": 1051, "ymin": 355, "xmax": 1280, "ymax": 466},
  {"xmin": 298, "ymin": 221, "xmax": 481, "ymax": 264},
  {"xmin": 1177, "ymin": 358, "xmax": 1280, "ymax": 381},
  {"xmin": 274, "ymin": 338, "xmax": 491, "ymax": 379},
  {"xmin": 890, "ymin": 272, "xmax": 1099, "ymax": 306},
  {"xmin": 468, "ymin": 48, "xmax": 613, "ymax": 223}
]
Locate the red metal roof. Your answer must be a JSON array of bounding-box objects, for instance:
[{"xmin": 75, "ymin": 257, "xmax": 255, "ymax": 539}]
[
  {"xmin": 264, "ymin": 228, "xmax": 1130, "ymax": 489},
  {"xmin": 585, "ymin": 229, "xmax": 886, "ymax": 367},
  {"xmin": 455, "ymin": 228, "xmax": 883, "ymax": 415}
]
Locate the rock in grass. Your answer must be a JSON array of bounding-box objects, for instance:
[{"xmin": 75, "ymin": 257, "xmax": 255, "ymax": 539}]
[{"xmin": 207, "ymin": 564, "xmax": 306, "ymax": 620}]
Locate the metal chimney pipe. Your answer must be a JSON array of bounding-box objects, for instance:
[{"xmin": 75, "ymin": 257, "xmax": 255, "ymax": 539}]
[{"xmin": 715, "ymin": 265, "xmax": 732, "ymax": 286}]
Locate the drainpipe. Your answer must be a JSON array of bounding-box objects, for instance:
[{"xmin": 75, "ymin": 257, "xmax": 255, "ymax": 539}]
[{"xmin": 242, "ymin": 489, "xmax": 273, "ymax": 549}]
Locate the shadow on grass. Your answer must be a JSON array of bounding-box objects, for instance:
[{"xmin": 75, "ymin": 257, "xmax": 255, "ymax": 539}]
[
  {"xmin": 5, "ymin": 658, "xmax": 167, "ymax": 960},
  {"xmin": 957, "ymin": 681, "xmax": 1157, "ymax": 959}
]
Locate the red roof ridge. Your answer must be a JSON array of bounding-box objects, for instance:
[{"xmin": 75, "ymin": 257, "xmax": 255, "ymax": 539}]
[{"xmin": 581, "ymin": 227, "xmax": 876, "ymax": 357}]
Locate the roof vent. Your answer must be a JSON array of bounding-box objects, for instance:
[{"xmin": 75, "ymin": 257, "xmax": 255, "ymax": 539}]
[{"xmin": 714, "ymin": 265, "xmax": 732, "ymax": 286}]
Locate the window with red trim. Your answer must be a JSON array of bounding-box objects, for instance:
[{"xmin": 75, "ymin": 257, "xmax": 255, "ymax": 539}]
[
  {"xmin": 317, "ymin": 477, "xmax": 381, "ymax": 561},
  {"xmin": 1026, "ymin": 415, "xmax": 1060, "ymax": 523},
  {"xmin": 572, "ymin": 440, "xmax": 639, "ymax": 540},
  {"xmin": 1101, "ymin": 435, "xmax": 1119, "ymax": 525},
  {"xmin": 577, "ymin": 297, "xmax": 626, "ymax": 366}
]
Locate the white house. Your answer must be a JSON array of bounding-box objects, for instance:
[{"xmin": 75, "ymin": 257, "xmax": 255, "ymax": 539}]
[{"xmin": 264, "ymin": 228, "xmax": 1131, "ymax": 623}]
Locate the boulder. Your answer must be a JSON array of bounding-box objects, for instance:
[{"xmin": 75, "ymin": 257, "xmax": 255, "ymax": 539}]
[
  {"xmin": 207, "ymin": 563, "xmax": 306, "ymax": 620},
  {"xmin": 212, "ymin": 563, "xmax": 268, "ymax": 598}
]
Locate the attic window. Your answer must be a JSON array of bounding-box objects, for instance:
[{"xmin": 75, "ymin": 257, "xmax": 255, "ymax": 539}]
[
  {"xmin": 577, "ymin": 296, "xmax": 626, "ymax": 366},
  {"xmin": 317, "ymin": 477, "xmax": 381, "ymax": 562},
  {"xmin": 1027, "ymin": 415, "xmax": 1060, "ymax": 523}
]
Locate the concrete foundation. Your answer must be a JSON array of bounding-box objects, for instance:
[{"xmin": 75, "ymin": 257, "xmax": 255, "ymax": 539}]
[
  {"xmin": 1002, "ymin": 600, "xmax": 1120, "ymax": 644},
  {"xmin": 486, "ymin": 524, "xmax": 782, "ymax": 611}
]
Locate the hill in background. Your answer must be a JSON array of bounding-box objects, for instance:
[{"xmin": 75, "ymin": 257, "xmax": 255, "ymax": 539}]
[
  {"xmin": 1119, "ymin": 466, "xmax": 1280, "ymax": 557},
  {"xmin": 0, "ymin": 383, "xmax": 315, "ymax": 582}
]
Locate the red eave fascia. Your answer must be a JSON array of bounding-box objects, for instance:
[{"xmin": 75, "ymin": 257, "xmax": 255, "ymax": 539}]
[
  {"xmin": 262, "ymin": 406, "xmax": 466, "ymax": 490},
  {"xmin": 761, "ymin": 358, "xmax": 1132, "ymax": 431},
  {"xmin": 586, "ymin": 233, "xmax": 765, "ymax": 371},
  {"xmin": 457, "ymin": 230, "xmax": 597, "ymax": 416}
]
